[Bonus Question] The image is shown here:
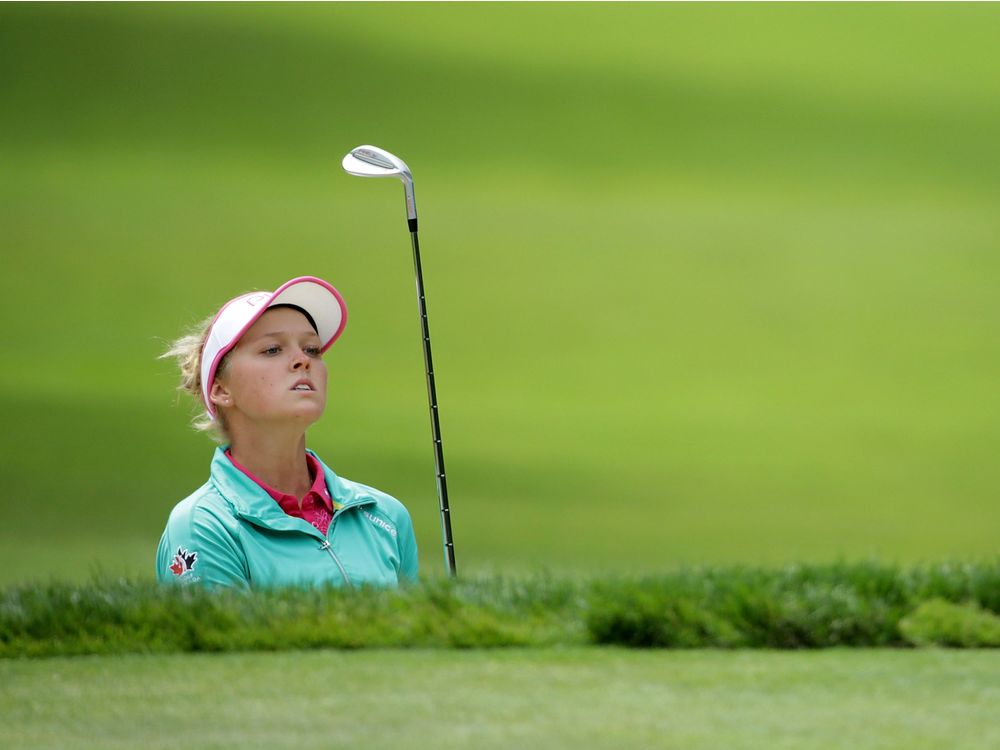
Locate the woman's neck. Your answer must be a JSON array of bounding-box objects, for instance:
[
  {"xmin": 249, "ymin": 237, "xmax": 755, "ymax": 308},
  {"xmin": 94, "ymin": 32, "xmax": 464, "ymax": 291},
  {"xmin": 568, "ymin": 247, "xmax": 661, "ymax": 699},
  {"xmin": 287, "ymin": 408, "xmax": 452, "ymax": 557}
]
[{"xmin": 228, "ymin": 431, "xmax": 312, "ymax": 498}]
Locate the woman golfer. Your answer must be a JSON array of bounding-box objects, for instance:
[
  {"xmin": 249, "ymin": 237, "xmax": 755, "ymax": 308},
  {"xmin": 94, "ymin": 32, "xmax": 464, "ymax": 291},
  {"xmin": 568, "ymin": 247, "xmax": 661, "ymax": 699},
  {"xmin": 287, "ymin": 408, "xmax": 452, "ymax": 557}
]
[{"xmin": 157, "ymin": 275, "xmax": 418, "ymax": 589}]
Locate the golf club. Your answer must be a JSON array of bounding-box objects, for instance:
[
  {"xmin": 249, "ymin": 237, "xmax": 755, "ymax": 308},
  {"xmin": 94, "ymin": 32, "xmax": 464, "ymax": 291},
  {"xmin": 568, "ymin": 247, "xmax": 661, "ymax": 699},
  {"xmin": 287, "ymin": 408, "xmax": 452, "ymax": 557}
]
[{"xmin": 342, "ymin": 144, "xmax": 456, "ymax": 578}]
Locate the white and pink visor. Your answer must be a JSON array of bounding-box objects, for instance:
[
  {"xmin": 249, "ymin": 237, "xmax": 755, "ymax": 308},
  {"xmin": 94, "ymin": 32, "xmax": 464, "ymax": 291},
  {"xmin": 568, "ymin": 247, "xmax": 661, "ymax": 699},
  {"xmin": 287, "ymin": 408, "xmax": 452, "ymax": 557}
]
[{"xmin": 200, "ymin": 276, "xmax": 347, "ymax": 418}]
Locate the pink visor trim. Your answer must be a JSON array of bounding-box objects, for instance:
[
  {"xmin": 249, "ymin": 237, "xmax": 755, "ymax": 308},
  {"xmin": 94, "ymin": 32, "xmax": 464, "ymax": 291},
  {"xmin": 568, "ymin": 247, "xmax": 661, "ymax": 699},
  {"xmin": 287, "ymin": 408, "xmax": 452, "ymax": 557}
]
[{"xmin": 200, "ymin": 276, "xmax": 348, "ymax": 418}]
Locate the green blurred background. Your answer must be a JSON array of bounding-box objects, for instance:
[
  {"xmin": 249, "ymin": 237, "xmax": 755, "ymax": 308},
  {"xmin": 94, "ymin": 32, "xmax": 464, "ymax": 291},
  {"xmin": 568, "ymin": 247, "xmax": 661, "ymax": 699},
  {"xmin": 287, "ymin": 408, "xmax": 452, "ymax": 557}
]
[{"xmin": 1, "ymin": 3, "xmax": 997, "ymax": 584}]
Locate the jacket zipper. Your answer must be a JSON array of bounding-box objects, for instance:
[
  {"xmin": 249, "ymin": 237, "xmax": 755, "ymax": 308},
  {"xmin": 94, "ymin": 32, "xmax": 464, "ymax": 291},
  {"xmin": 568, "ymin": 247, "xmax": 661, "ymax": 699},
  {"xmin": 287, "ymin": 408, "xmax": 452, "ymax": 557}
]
[{"xmin": 319, "ymin": 513, "xmax": 353, "ymax": 589}]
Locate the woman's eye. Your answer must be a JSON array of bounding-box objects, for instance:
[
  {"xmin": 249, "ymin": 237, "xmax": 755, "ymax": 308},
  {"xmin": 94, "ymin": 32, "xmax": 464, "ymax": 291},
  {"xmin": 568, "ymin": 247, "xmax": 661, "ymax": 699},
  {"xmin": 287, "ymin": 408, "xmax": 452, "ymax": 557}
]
[
  {"xmin": 305, "ymin": 346, "xmax": 321, "ymax": 357},
  {"xmin": 263, "ymin": 346, "xmax": 281, "ymax": 355}
]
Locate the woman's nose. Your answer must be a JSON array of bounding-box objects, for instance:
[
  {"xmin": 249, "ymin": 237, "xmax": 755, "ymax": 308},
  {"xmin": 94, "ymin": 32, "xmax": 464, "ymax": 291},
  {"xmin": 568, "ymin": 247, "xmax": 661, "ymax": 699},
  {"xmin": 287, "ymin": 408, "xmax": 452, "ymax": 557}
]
[{"xmin": 291, "ymin": 352, "xmax": 310, "ymax": 370}]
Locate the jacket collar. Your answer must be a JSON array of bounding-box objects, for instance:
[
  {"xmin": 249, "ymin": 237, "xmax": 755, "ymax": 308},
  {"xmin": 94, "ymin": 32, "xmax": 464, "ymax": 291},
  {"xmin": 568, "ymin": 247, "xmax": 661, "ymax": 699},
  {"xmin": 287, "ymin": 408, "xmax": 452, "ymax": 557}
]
[{"xmin": 209, "ymin": 446, "xmax": 375, "ymax": 534}]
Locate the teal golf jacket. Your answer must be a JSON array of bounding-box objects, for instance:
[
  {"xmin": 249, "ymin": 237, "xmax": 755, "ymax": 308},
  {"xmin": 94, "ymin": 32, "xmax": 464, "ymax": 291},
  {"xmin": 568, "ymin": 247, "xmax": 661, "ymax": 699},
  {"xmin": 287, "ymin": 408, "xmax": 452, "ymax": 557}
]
[{"xmin": 157, "ymin": 447, "xmax": 418, "ymax": 589}]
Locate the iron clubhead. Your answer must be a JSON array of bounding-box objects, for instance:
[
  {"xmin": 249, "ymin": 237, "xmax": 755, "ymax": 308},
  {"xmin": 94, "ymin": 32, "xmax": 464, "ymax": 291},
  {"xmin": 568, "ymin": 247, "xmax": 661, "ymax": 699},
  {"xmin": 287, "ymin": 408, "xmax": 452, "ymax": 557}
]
[{"xmin": 342, "ymin": 144, "xmax": 417, "ymax": 224}]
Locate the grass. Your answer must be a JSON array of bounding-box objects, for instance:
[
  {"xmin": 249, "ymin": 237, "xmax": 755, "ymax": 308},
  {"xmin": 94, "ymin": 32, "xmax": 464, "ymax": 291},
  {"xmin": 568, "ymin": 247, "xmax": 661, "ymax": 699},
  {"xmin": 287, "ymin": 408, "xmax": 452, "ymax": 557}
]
[
  {"xmin": 2, "ymin": 648, "xmax": 999, "ymax": 749},
  {"xmin": 2, "ymin": 9, "xmax": 997, "ymax": 745},
  {"xmin": 5, "ymin": 563, "xmax": 1000, "ymax": 657}
]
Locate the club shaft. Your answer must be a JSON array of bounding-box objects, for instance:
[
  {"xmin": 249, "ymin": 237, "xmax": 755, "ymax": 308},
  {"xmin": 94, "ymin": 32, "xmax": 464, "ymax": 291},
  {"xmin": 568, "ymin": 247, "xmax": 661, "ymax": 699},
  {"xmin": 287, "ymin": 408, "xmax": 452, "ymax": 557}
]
[{"xmin": 410, "ymin": 230, "xmax": 456, "ymax": 577}]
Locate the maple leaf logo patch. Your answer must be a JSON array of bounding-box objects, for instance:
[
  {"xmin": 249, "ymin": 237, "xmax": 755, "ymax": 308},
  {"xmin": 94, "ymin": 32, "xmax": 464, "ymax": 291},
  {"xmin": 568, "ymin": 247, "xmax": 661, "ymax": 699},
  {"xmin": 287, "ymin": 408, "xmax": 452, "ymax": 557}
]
[{"xmin": 169, "ymin": 547, "xmax": 198, "ymax": 577}]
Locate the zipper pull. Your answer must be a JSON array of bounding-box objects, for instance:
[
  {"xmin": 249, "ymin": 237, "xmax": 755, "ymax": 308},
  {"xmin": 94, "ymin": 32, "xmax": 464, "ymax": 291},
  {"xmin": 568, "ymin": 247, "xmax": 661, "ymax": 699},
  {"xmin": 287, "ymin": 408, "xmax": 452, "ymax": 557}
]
[{"xmin": 318, "ymin": 538, "xmax": 353, "ymax": 589}]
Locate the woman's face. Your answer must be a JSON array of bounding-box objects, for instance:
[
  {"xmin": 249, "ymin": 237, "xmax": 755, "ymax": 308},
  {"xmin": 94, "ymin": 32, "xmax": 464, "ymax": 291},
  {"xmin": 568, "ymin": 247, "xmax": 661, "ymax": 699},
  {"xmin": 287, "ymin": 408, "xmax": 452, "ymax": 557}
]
[{"xmin": 210, "ymin": 307, "xmax": 328, "ymax": 428}]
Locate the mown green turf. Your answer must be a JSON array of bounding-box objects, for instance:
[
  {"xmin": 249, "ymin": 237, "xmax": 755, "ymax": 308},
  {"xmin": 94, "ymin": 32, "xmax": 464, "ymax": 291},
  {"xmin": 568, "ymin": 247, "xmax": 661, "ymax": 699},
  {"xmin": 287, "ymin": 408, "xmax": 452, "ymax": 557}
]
[
  {"xmin": 2, "ymin": 4, "xmax": 999, "ymax": 583},
  {"xmin": 2, "ymin": 649, "xmax": 998, "ymax": 750}
]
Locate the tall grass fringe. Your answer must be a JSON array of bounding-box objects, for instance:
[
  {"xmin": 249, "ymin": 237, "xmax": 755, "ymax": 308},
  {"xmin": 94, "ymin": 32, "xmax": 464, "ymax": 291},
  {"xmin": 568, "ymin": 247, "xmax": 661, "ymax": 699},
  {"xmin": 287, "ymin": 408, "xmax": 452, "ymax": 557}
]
[{"xmin": 2, "ymin": 561, "xmax": 999, "ymax": 657}]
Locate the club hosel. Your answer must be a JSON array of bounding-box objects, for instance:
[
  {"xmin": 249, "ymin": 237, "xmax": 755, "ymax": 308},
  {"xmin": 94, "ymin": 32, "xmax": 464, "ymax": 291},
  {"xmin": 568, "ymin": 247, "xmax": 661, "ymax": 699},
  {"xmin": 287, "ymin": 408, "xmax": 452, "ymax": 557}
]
[{"xmin": 403, "ymin": 178, "xmax": 417, "ymax": 227}]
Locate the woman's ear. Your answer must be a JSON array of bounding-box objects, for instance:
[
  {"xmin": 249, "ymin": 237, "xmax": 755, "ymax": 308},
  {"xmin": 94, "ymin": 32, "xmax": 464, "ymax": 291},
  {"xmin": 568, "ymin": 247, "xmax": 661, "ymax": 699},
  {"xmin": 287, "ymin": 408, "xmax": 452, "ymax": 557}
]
[{"xmin": 210, "ymin": 380, "xmax": 232, "ymax": 409}]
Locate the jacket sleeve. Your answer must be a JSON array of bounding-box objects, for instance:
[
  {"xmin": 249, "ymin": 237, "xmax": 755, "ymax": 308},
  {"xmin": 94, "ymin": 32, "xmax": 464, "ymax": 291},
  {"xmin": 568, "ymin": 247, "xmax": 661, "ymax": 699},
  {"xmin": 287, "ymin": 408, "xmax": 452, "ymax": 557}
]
[
  {"xmin": 396, "ymin": 506, "xmax": 419, "ymax": 583},
  {"xmin": 156, "ymin": 501, "xmax": 251, "ymax": 590}
]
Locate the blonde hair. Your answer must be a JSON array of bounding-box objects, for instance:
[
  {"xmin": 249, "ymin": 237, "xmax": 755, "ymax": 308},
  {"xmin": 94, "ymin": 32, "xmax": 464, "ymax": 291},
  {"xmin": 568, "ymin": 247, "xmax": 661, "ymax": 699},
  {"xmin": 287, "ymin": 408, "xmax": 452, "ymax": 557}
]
[{"xmin": 161, "ymin": 313, "xmax": 231, "ymax": 443}]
